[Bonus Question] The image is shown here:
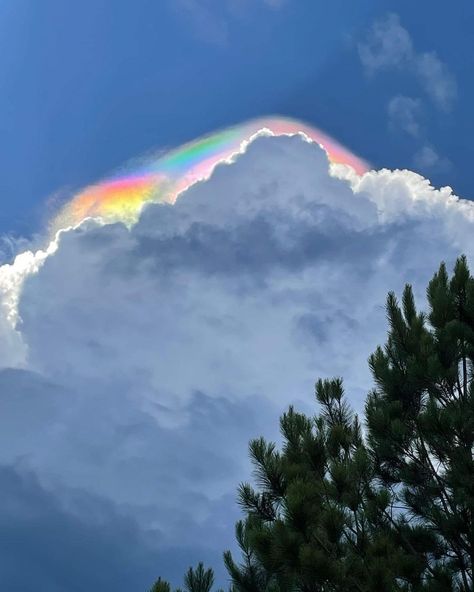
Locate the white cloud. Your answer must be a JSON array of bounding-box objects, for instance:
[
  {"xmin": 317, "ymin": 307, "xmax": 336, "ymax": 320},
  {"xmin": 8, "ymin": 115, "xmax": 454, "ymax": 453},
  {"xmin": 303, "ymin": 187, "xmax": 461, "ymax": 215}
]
[
  {"xmin": 358, "ymin": 13, "xmax": 413, "ymax": 74},
  {"xmin": 413, "ymin": 144, "xmax": 452, "ymax": 174},
  {"xmin": 415, "ymin": 51, "xmax": 457, "ymax": 112},
  {"xmin": 172, "ymin": 0, "xmax": 285, "ymax": 45},
  {"xmin": 359, "ymin": 13, "xmax": 457, "ymax": 111},
  {"xmin": 0, "ymin": 133, "xmax": 473, "ymax": 585},
  {"xmin": 387, "ymin": 95, "xmax": 421, "ymax": 137},
  {"xmin": 360, "ymin": 14, "xmax": 456, "ymax": 172},
  {"xmin": 173, "ymin": 0, "xmax": 229, "ymax": 46}
]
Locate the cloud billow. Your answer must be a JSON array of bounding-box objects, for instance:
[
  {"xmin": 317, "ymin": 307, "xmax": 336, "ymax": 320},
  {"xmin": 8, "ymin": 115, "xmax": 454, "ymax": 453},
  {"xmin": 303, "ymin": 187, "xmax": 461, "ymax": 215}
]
[{"xmin": 0, "ymin": 133, "xmax": 473, "ymax": 588}]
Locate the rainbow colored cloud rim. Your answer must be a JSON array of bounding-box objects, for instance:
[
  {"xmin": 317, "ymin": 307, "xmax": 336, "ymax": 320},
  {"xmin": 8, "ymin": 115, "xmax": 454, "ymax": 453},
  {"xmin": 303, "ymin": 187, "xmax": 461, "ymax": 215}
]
[{"xmin": 51, "ymin": 117, "xmax": 369, "ymax": 233}]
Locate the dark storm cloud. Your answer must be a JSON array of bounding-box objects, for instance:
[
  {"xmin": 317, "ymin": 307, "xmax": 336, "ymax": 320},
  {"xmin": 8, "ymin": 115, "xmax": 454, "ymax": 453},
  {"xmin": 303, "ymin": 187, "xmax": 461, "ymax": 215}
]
[
  {"xmin": 0, "ymin": 465, "xmax": 159, "ymax": 591},
  {"xmin": 0, "ymin": 368, "xmax": 279, "ymax": 587}
]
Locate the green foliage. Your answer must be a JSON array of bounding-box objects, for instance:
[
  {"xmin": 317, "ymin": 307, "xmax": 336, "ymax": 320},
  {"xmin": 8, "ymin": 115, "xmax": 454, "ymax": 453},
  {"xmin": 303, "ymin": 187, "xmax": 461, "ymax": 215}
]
[
  {"xmin": 184, "ymin": 563, "xmax": 215, "ymax": 592},
  {"xmin": 365, "ymin": 255, "xmax": 474, "ymax": 591},
  {"xmin": 149, "ymin": 256, "xmax": 474, "ymax": 592},
  {"xmin": 150, "ymin": 577, "xmax": 172, "ymax": 592},
  {"xmin": 149, "ymin": 564, "xmax": 215, "ymax": 592},
  {"xmin": 225, "ymin": 380, "xmax": 416, "ymax": 592}
]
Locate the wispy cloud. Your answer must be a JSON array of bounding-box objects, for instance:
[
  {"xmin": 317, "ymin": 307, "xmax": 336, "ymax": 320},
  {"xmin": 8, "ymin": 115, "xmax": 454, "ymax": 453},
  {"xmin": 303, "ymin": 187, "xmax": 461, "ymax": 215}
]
[
  {"xmin": 413, "ymin": 145, "xmax": 452, "ymax": 173},
  {"xmin": 172, "ymin": 0, "xmax": 286, "ymax": 46},
  {"xmin": 415, "ymin": 51, "xmax": 457, "ymax": 112},
  {"xmin": 387, "ymin": 95, "xmax": 422, "ymax": 138},
  {"xmin": 359, "ymin": 13, "xmax": 457, "ymax": 111},
  {"xmin": 173, "ymin": 0, "xmax": 229, "ymax": 46},
  {"xmin": 358, "ymin": 13, "xmax": 413, "ymax": 74},
  {"xmin": 359, "ymin": 13, "xmax": 457, "ymax": 173}
]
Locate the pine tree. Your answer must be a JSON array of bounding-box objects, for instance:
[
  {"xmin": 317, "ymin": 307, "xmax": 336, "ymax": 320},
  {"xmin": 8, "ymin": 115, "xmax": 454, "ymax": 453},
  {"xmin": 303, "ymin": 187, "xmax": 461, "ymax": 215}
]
[
  {"xmin": 224, "ymin": 378, "xmax": 428, "ymax": 592},
  {"xmin": 224, "ymin": 518, "xmax": 278, "ymax": 592},
  {"xmin": 150, "ymin": 577, "xmax": 172, "ymax": 592},
  {"xmin": 149, "ymin": 564, "xmax": 216, "ymax": 592},
  {"xmin": 366, "ymin": 256, "xmax": 474, "ymax": 591},
  {"xmin": 184, "ymin": 563, "xmax": 215, "ymax": 592}
]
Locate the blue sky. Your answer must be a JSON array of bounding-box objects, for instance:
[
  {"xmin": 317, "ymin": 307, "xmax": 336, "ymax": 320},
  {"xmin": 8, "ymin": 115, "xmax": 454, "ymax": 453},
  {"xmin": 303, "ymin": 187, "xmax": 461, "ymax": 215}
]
[{"xmin": 0, "ymin": 0, "xmax": 472, "ymax": 236}]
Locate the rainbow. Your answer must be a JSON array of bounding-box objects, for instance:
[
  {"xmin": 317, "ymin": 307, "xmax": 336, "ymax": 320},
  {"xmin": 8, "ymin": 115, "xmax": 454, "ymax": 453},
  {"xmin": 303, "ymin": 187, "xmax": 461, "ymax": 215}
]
[{"xmin": 51, "ymin": 117, "xmax": 369, "ymax": 233}]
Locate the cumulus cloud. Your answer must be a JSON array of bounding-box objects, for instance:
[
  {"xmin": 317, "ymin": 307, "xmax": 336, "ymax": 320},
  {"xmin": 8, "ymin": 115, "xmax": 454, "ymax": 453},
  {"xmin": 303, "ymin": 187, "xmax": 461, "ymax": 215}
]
[{"xmin": 1, "ymin": 133, "xmax": 474, "ymax": 587}]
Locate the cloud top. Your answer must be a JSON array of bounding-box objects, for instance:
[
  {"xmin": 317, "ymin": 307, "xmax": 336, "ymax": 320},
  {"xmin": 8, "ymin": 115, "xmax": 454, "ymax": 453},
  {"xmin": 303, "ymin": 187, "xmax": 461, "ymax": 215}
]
[{"xmin": 50, "ymin": 117, "xmax": 369, "ymax": 236}]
